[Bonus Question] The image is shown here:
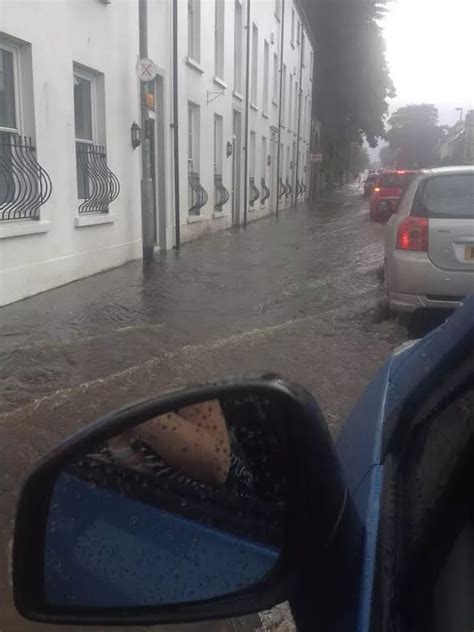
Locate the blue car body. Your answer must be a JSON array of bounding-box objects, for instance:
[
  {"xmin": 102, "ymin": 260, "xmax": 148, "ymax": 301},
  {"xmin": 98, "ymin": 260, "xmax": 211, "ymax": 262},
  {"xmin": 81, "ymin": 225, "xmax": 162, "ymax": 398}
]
[{"xmin": 336, "ymin": 294, "xmax": 474, "ymax": 632}]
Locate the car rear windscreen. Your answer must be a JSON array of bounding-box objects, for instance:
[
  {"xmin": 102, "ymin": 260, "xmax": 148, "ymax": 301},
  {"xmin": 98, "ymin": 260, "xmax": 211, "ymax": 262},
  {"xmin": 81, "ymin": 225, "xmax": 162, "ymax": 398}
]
[
  {"xmin": 379, "ymin": 173, "xmax": 414, "ymax": 189},
  {"xmin": 415, "ymin": 174, "xmax": 474, "ymax": 218}
]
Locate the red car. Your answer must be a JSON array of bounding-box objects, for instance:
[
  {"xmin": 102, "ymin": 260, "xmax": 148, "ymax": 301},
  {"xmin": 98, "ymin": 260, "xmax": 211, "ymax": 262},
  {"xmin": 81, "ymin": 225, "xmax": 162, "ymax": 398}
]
[{"xmin": 369, "ymin": 170, "xmax": 416, "ymax": 221}]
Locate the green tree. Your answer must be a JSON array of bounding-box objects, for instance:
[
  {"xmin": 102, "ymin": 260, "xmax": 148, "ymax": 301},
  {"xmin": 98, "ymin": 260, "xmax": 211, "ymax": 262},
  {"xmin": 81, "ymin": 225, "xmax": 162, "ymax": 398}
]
[
  {"xmin": 384, "ymin": 104, "xmax": 443, "ymax": 168},
  {"xmin": 379, "ymin": 144, "xmax": 397, "ymax": 168},
  {"xmin": 304, "ymin": 0, "xmax": 394, "ymax": 182}
]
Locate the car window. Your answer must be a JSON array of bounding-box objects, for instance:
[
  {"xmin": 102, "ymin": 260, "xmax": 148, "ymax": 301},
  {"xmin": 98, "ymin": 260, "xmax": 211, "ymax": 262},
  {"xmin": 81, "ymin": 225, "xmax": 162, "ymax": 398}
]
[
  {"xmin": 415, "ymin": 174, "xmax": 474, "ymax": 218},
  {"xmin": 379, "ymin": 174, "xmax": 404, "ymax": 188}
]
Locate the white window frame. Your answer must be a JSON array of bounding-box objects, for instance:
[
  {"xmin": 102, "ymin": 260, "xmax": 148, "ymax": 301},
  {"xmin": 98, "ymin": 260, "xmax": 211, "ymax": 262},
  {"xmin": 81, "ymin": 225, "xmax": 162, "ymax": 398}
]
[
  {"xmin": 213, "ymin": 113, "xmax": 223, "ymax": 174},
  {"xmin": 261, "ymin": 136, "xmax": 267, "ymax": 178},
  {"xmin": 188, "ymin": 0, "xmax": 201, "ymax": 64},
  {"xmin": 233, "ymin": 0, "xmax": 243, "ymax": 93},
  {"xmin": 250, "ymin": 23, "xmax": 258, "ymax": 107},
  {"xmin": 262, "ymin": 40, "xmax": 269, "ymax": 115},
  {"xmin": 73, "ymin": 66, "xmax": 98, "ymax": 145},
  {"xmin": 214, "ymin": 0, "xmax": 225, "ymax": 80},
  {"xmin": 281, "ymin": 64, "xmax": 286, "ymax": 125},
  {"xmin": 272, "ymin": 52, "xmax": 279, "ymax": 105},
  {"xmin": 309, "ymin": 51, "xmax": 313, "ymax": 81},
  {"xmin": 290, "ymin": 9, "xmax": 295, "ymax": 46},
  {"xmin": 187, "ymin": 102, "xmax": 200, "ymax": 174},
  {"xmin": 0, "ymin": 40, "xmax": 22, "ymax": 135},
  {"xmin": 297, "ymin": 19, "xmax": 301, "ymax": 45},
  {"xmin": 288, "ymin": 73, "xmax": 293, "ymax": 131},
  {"xmin": 249, "ymin": 130, "xmax": 256, "ymax": 177}
]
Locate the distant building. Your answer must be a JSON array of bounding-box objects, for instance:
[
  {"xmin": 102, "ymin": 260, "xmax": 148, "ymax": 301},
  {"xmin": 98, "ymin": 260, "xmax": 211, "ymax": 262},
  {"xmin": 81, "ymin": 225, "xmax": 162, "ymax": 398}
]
[
  {"xmin": 438, "ymin": 110, "xmax": 474, "ymax": 166},
  {"xmin": 1, "ymin": 0, "xmax": 315, "ymax": 306}
]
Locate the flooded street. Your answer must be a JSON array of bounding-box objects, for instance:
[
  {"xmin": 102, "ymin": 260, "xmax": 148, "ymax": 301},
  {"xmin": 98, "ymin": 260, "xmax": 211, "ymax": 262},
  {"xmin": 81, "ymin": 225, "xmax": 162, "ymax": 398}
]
[{"xmin": 0, "ymin": 188, "xmax": 407, "ymax": 631}]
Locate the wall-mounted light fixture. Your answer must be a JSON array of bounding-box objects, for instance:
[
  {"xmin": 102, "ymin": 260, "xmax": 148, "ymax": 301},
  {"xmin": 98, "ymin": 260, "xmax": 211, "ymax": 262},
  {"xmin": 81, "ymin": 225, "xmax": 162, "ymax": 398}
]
[{"xmin": 131, "ymin": 122, "xmax": 141, "ymax": 149}]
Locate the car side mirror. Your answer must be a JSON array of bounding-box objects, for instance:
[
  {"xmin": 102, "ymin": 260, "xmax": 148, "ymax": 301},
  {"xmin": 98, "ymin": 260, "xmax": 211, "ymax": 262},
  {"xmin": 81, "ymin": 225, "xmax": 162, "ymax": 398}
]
[{"xmin": 13, "ymin": 376, "xmax": 358, "ymax": 628}]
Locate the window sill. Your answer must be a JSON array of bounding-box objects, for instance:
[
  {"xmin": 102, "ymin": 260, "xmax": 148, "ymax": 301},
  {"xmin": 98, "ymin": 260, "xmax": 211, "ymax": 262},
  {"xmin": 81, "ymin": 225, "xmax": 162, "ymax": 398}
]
[
  {"xmin": 213, "ymin": 211, "xmax": 230, "ymax": 219},
  {"xmin": 74, "ymin": 214, "xmax": 115, "ymax": 228},
  {"xmin": 250, "ymin": 103, "xmax": 259, "ymax": 112},
  {"xmin": 262, "ymin": 111, "xmax": 269, "ymax": 119},
  {"xmin": 185, "ymin": 57, "xmax": 204, "ymax": 73},
  {"xmin": 0, "ymin": 219, "xmax": 51, "ymax": 240},
  {"xmin": 213, "ymin": 76, "xmax": 228, "ymax": 89},
  {"xmin": 272, "ymin": 99, "xmax": 278, "ymax": 107},
  {"xmin": 187, "ymin": 214, "xmax": 206, "ymax": 224},
  {"xmin": 290, "ymin": 41, "xmax": 295, "ymax": 49},
  {"xmin": 233, "ymin": 90, "xmax": 244, "ymax": 101}
]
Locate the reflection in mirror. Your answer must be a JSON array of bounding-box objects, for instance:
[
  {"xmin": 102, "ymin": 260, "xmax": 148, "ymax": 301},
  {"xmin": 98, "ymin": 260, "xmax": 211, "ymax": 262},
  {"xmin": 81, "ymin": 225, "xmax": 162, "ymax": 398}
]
[{"xmin": 44, "ymin": 395, "xmax": 288, "ymax": 608}]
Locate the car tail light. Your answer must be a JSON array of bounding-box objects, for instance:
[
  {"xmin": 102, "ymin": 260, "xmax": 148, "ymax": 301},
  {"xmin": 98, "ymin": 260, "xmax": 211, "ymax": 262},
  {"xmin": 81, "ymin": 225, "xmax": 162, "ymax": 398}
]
[
  {"xmin": 396, "ymin": 217, "xmax": 429, "ymax": 251},
  {"xmin": 373, "ymin": 187, "xmax": 380, "ymax": 193}
]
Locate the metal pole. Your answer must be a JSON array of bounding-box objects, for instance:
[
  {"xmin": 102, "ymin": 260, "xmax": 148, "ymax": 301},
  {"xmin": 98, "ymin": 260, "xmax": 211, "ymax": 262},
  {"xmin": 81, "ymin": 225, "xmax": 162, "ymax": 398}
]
[
  {"xmin": 294, "ymin": 20, "xmax": 303, "ymax": 207},
  {"xmin": 172, "ymin": 0, "xmax": 180, "ymax": 249},
  {"xmin": 139, "ymin": 0, "xmax": 155, "ymax": 262},
  {"xmin": 243, "ymin": 0, "xmax": 251, "ymax": 227},
  {"xmin": 276, "ymin": 0, "xmax": 285, "ymax": 216}
]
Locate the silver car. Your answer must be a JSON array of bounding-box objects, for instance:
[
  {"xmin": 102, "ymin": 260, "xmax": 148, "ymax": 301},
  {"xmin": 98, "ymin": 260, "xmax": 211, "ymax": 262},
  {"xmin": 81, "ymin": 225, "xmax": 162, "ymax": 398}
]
[{"xmin": 384, "ymin": 166, "xmax": 474, "ymax": 313}]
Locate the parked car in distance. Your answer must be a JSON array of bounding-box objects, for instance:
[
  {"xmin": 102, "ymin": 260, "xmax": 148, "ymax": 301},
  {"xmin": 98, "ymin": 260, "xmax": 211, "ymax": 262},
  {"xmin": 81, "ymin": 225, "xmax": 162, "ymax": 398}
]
[
  {"xmin": 385, "ymin": 166, "xmax": 474, "ymax": 313},
  {"xmin": 370, "ymin": 170, "xmax": 417, "ymax": 221},
  {"xmin": 364, "ymin": 172, "xmax": 379, "ymax": 198}
]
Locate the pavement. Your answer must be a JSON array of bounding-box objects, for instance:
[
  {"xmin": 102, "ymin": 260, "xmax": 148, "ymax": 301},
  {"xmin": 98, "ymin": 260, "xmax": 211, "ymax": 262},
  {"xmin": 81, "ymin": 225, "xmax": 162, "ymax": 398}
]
[{"xmin": 0, "ymin": 185, "xmax": 407, "ymax": 631}]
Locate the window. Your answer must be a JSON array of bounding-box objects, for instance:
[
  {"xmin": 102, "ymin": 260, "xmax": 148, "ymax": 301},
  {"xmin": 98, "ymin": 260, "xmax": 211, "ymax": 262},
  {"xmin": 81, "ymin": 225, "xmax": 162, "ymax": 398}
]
[
  {"xmin": 213, "ymin": 114, "xmax": 223, "ymax": 174},
  {"xmin": 281, "ymin": 64, "xmax": 286, "ymax": 124},
  {"xmin": 275, "ymin": 0, "xmax": 281, "ymax": 21},
  {"xmin": 251, "ymin": 24, "xmax": 258, "ymax": 106},
  {"xmin": 288, "ymin": 74, "xmax": 293, "ymax": 130},
  {"xmin": 297, "ymin": 19, "xmax": 301, "ymax": 44},
  {"xmin": 416, "ymin": 175, "xmax": 474, "ymax": 218},
  {"xmin": 294, "ymin": 81, "xmax": 298, "ymax": 132},
  {"xmin": 262, "ymin": 40, "xmax": 269, "ymax": 114},
  {"xmin": 291, "ymin": 9, "xmax": 295, "ymax": 45},
  {"xmin": 286, "ymin": 145, "xmax": 290, "ymax": 179},
  {"xmin": 0, "ymin": 46, "xmax": 17, "ymax": 131},
  {"xmin": 233, "ymin": 0, "xmax": 243, "ymax": 93},
  {"xmin": 272, "ymin": 53, "xmax": 279, "ymax": 104},
  {"xmin": 74, "ymin": 73, "xmax": 94, "ymax": 142},
  {"xmin": 214, "ymin": 0, "xmax": 224, "ymax": 79},
  {"xmin": 188, "ymin": 0, "xmax": 201, "ymax": 63},
  {"xmin": 301, "ymin": 30, "xmax": 306, "ymax": 67},
  {"xmin": 309, "ymin": 51, "xmax": 314, "ymax": 81},
  {"xmin": 187, "ymin": 102, "xmax": 200, "ymax": 173},
  {"xmin": 261, "ymin": 136, "xmax": 267, "ymax": 177},
  {"xmin": 249, "ymin": 131, "xmax": 256, "ymax": 177},
  {"xmin": 73, "ymin": 66, "xmax": 117, "ymax": 214}
]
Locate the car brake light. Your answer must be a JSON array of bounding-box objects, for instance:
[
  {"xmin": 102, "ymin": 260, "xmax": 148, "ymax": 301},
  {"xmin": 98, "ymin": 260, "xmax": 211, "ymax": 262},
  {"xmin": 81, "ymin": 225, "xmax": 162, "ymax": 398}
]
[
  {"xmin": 396, "ymin": 217, "xmax": 429, "ymax": 251},
  {"xmin": 374, "ymin": 187, "xmax": 380, "ymax": 192}
]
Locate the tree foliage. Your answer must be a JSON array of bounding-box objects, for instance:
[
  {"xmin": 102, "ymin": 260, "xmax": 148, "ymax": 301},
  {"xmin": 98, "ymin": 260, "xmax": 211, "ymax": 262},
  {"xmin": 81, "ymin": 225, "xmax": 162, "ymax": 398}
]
[
  {"xmin": 384, "ymin": 104, "xmax": 445, "ymax": 168},
  {"xmin": 304, "ymin": 0, "xmax": 394, "ymax": 179}
]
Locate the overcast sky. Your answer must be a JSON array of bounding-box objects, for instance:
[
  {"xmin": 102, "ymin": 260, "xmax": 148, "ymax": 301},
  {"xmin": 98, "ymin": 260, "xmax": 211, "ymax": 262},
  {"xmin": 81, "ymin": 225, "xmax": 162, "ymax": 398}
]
[{"xmin": 382, "ymin": 0, "xmax": 474, "ymax": 126}]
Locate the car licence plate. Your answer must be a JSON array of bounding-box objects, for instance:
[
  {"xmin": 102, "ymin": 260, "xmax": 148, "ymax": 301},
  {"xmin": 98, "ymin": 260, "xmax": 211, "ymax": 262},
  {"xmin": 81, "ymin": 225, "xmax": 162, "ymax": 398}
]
[{"xmin": 465, "ymin": 245, "xmax": 474, "ymax": 261}]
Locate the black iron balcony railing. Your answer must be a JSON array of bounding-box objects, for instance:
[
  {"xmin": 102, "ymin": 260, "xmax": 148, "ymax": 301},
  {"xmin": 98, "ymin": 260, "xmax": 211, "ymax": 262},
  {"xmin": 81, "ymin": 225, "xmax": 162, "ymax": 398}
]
[
  {"xmin": 285, "ymin": 178, "xmax": 292, "ymax": 198},
  {"xmin": 260, "ymin": 178, "xmax": 270, "ymax": 204},
  {"xmin": 76, "ymin": 142, "xmax": 120, "ymax": 214},
  {"xmin": 188, "ymin": 171, "xmax": 208, "ymax": 215},
  {"xmin": 0, "ymin": 133, "xmax": 52, "ymax": 221},
  {"xmin": 249, "ymin": 177, "xmax": 260, "ymax": 207},
  {"xmin": 214, "ymin": 174, "xmax": 229, "ymax": 212},
  {"xmin": 278, "ymin": 177, "xmax": 286, "ymax": 198},
  {"xmin": 295, "ymin": 178, "xmax": 301, "ymax": 197}
]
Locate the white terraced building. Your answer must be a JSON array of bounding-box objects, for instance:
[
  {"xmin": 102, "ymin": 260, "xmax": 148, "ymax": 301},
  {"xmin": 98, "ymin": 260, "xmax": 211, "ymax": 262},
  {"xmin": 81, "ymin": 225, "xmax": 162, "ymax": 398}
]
[{"xmin": 0, "ymin": 0, "xmax": 315, "ymax": 305}]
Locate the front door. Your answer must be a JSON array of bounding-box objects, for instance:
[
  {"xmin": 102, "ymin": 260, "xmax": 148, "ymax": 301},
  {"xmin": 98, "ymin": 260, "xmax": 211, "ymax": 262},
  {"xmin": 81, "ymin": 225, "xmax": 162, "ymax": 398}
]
[{"xmin": 232, "ymin": 111, "xmax": 242, "ymax": 226}]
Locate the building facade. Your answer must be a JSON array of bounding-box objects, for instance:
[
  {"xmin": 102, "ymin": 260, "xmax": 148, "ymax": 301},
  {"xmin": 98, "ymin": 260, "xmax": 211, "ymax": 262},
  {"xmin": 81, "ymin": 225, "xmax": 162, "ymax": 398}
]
[{"xmin": 0, "ymin": 0, "xmax": 314, "ymax": 306}]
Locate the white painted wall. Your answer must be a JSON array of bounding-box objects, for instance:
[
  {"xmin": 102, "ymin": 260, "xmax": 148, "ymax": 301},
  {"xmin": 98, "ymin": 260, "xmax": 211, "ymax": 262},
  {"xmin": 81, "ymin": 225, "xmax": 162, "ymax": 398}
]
[
  {"xmin": 0, "ymin": 0, "xmax": 314, "ymax": 306},
  {"xmin": 0, "ymin": 0, "xmax": 142, "ymax": 306}
]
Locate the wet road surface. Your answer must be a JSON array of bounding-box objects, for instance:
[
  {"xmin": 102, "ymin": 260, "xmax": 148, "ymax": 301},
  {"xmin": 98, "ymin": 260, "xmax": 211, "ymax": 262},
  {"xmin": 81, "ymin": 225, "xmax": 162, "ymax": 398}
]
[{"xmin": 0, "ymin": 187, "xmax": 407, "ymax": 631}]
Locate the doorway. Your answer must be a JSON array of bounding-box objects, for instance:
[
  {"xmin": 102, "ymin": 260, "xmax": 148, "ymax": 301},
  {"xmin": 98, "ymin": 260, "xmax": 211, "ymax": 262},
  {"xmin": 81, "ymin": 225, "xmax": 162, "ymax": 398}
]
[{"xmin": 232, "ymin": 110, "xmax": 242, "ymax": 226}]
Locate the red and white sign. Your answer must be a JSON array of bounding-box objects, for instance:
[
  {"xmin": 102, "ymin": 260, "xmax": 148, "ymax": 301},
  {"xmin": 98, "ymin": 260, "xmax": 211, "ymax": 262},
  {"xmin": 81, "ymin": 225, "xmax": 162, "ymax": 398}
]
[
  {"xmin": 310, "ymin": 153, "xmax": 323, "ymax": 163},
  {"xmin": 136, "ymin": 58, "xmax": 157, "ymax": 82}
]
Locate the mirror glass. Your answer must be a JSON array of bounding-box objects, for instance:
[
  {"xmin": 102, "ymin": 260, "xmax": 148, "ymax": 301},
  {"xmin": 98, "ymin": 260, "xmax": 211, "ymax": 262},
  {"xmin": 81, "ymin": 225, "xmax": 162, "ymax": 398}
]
[{"xmin": 43, "ymin": 394, "xmax": 288, "ymax": 608}]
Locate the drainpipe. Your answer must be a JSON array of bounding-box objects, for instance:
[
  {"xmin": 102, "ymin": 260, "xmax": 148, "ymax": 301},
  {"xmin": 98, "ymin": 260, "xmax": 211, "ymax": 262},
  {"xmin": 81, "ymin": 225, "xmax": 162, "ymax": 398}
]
[
  {"xmin": 275, "ymin": 0, "xmax": 285, "ymax": 216},
  {"xmin": 243, "ymin": 0, "xmax": 251, "ymax": 227},
  {"xmin": 172, "ymin": 0, "xmax": 180, "ymax": 249},
  {"xmin": 294, "ymin": 21, "xmax": 303, "ymax": 207},
  {"xmin": 139, "ymin": 0, "xmax": 155, "ymax": 262}
]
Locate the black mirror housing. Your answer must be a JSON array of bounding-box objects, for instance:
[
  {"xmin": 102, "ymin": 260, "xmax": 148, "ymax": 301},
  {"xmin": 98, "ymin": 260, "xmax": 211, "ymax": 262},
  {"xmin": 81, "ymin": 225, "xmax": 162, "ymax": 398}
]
[{"xmin": 13, "ymin": 376, "xmax": 357, "ymax": 627}]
